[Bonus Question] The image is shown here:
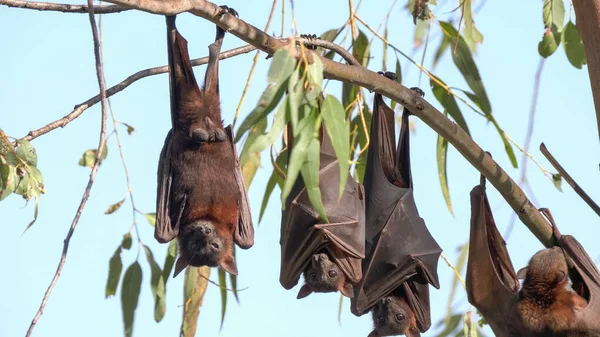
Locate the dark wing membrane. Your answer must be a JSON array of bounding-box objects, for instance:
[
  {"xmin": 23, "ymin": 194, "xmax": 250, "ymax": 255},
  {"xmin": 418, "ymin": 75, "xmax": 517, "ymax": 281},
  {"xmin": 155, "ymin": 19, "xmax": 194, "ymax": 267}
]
[
  {"xmin": 401, "ymin": 277, "xmax": 431, "ymax": 332},
  {"xmin": 465, "ymin": 177, "xmax": 521, "ymax": 337},
  {"xmin": 155, "ymin": 130, "xmax": 180, "ymax": 242},
  {"xmin": 279, "ymin": 128, "xmax": 365, "ymax": 288},
  {"xmin": 352, "ymin": 92, "xmax": 441, "ymax": 316},
  {"xmin": 558, "ymin": 234, "xmax": 600, "ymax": 331},
  {"xmin": 226, "ymin": 126, "xmax": 254, "ymax": 249}
]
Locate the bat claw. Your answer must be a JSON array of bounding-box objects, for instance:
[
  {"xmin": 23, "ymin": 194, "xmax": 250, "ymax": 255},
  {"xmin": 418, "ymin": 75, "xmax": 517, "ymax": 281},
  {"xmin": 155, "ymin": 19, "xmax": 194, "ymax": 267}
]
[
  {"xmin": 191, "ymin": 128, "xmax": 210, "ymax": 142},
  {"xmin": 219, "ymin": 5, "xmax": 239, "ymax": 18},
  {"xmin": 409, "ymin": 87, "xmax": 425, "ymax": 98},
  {"xmin": 298, "ymin": 33, "xmax": 319, "ymax": 50}
]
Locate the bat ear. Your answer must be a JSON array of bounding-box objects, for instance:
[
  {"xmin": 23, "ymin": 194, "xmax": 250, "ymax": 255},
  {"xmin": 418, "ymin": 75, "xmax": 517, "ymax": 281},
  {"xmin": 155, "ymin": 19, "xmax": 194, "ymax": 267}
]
[
  {"xmin": 339, "ymin": 282, "xmax": 354, "ymax": 298},
  {"xmin": 367, "ymin": 329, "xmax": 380, "ymax": 337},
  {"xmin": 296, "ymin": 284, "xmax": 314, "ymax": 299},
  {"xmin": 516, "ymin": 267, "xmax": 528, "ymax": 279},
  {"xmin": 173, "ymin": 257, "xmax": 189, "ymax": 278},
  {"xmin": 219, "ymin": 255, "xmax": 238, "ymax": 276},
  {"xmin": 406, "ymin": 328, "xmax": 422, "ymax": 337}
]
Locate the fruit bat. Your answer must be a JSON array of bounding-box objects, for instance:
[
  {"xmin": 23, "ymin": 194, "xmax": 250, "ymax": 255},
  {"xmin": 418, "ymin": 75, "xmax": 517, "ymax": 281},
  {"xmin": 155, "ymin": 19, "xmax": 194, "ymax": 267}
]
[
  {"xmin": 155, "ymin": 9, "xmax": 254, "ymax": 278},
  {"xmin": 466, "ymin": 172, "xmax": 600, "ymax": 337},
  {"xmin": 351, "ymin": 72, "xmax": 442, "ymax": 337},
  {"xmin": 279, "ymin": 122, "xmax": 366, "ymax": 299}
]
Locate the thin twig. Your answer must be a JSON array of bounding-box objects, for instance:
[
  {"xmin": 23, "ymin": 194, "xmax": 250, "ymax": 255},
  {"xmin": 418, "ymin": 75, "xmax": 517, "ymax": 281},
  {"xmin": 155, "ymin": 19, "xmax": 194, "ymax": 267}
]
[
  {"xmin": 233, "ymin": 0, "xmax": 278, "ymax": 127},
  {"xmin": 440, "ymin": 253, "xmax": 466, "ymax": 289},
  {"xmin": 505, "ymin": 58, "xmax": 545, "ymax": 240},
  {"xmin": 0, "ymin": 0, "xmax": 129, "ymax": 13},
  {"xmin": 199, "ymin": 274, "xmax": 249, "ymax": 293},
  {"xmin": 540, "ymin": 142, "xmax": 600, "ymax": 217},
  {"xmin": 25, "ymin": 2, "xmax": 109, "ymax": 336},
  {"xmin": 504, "ymin": 132, "xmax": 553, "ymax": 178},
  {"xmin": 21, "ymin": 44, "xmax": 257, "ymax": 142}
]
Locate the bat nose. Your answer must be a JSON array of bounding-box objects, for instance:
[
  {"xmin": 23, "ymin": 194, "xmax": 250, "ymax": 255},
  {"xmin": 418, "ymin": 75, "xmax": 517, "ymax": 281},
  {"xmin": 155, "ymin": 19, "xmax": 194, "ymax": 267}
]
[
  {"xmin": 317, "ymin": 253, "xmax": 326, "ymax": 262},
  {"xmin": 199, "ymin": 224, "xmax": 212, "ymax": 234},
  {"xmin": 376, "ymin": 317, "xmax": 385, "ymax": 326}
]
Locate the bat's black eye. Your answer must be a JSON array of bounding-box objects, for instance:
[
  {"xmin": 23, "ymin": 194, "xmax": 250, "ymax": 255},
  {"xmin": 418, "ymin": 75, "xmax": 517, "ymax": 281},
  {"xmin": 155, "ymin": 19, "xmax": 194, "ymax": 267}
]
[
  {"xmin": 211, "ymin": 242, "xmax": 220, "ymax": 250},
  {"xmin": 327, "ymin": 270, "xmax": 337, "ymax": 278},
  {"xmin": 309, "ymin": 272, "xmax": 317, "ymax": 280},
  {"xmin": 395, "ymin": 313, "xmax": 405, "ymax": 322}
]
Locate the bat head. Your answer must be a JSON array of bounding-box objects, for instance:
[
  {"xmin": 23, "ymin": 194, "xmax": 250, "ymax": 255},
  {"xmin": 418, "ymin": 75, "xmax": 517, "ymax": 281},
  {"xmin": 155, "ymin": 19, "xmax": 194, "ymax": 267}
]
[
  {"xmin": 297, "ymin": 252, "xmax": 353, "ymax": 299},
  {"xmin": 369, "ymin": 296, "xmax": 420, "ymax": 337},
  {"xmin": 518, "ymin": 246, "xmax": 568, "ymax": 296},
  {"xmin": 173, "ymin": 219, "xmax": 237, "ymax": 277}
]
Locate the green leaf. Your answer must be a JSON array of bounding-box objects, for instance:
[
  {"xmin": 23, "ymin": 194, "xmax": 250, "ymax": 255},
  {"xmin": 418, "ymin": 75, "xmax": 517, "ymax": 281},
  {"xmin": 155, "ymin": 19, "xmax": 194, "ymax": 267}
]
[
  {"xmin": 538, "ymin": 27, "xmax": 560, "ymax": 58},
  {"xmin": 16, "ymin": 140, "xmax": 37, "ymax": 166},
  {"xmin": 239, "ymin": 118, "xmax": 267, "ymax": 187},
  {"xmin": 144, "ymin": 213, "xmax": 156, "ymax": 227},
  {"xmin": 350, "ymin": 101, "xmax": 372, "ymax": 183},
  {"xmin": 144, "ymin": 245, "xmax": 167, "ymax": 322},
  {"xmin": 236, "ymin": 48, "xmax": 296, "ymax": 141},
  {"xmin": 105, "ymin": 246, "xmax": 123, "ymax": 298},
  {"xmin": 342, "ymin": 82, "xmax": 358, "ymax": 112},
  {"xmin": 414, "ymin": 19, "xmax": 430, "ymax": 48},
  {"xmin": 562, "ymin": 21, "xmax": 587, "ymax": 69},
  {"xmin": 438, "ymin": 22, "xmax": 491, "ymax": 115},
  {"xmin": 433, "ymin": 36, "xmax": 451, "ymax": 68},
  {"xmin": 162, "ymin": 240, "xmax": 178, "ymax": 283},
  {"xmin": 121, "ymin": 233, "xmax": 132, "ymax": 250},
  {"xmin": 430, "ymin": 76, "xmax": 471, "ymax": 136},
  {"xmin": 105, "ymin": 197, "xmax": 125, "ymax": 215},
  {"xmin": 435, "ymin": 313, "xmax": 462, "ymax": 337},
  {"xmin": 281, "ymin": 110, "xmax": 318, "ymax": 208},
  {"xmin": 552, "ymin": 173, "xmax": 563, "ymax": 191},
  {"xmin": 306, "ymin": 56, "xmax": 324, "ymax": 103},
  {"xmin": 181, "ymin": 267, "xmax": 210, "ymax": 337},
  {"xmin": 230, "ymin": 248, "xmax": 239, "ymax": 303},
  {"xmin": 461, "ymin": 0, "xmax": 484, "ymax": 51},
  {"xmin": 353, "ymin": 30, "xmax": 371, "ymax": 67},
  {"xmin": 542, "ymin": 0, "xmax": 565, "ymax": 31},
  {"xmin": 0, "ymin": 158, "xmax": 17, "ymax": 201},
  {"xmin": 121, "ymin": 122, "xmax": 135, "ymax": 135},
  {"xmin": 436, "ymin": 134, "xmax": 453, "ymax": 215},
  {"xmin": 218, "ymin": 268, "xmax": 227, "ymax": 331},
  {"xmin": 241, "ymin": 97, "xmax": 289, "ymax": 166},
  {"xmin": 259, "ymin": 150, "xmax": 288, "ymax": 223},
  {"xmin": 300, "ymin": 132, "xmax": 328, "ymax": 222},
  {"xmin": 121, "ymin": 262, "xmax": 142, "ymax": 337},
  {"xmin": 321, "ymin": 95, "xmax": 350, "ymax": 199},
  {"xmin": 463, "ymin": 311, "xmax": 477, "ymax": 337},
  {"xmin": 78, "ymin": 145, "xmax": 108, "ymax": 169}
]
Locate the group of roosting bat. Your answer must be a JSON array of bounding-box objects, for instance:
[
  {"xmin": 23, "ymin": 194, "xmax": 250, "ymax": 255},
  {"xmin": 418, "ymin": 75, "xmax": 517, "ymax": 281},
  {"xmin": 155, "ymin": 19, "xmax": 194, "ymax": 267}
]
[{"xmin": 152, "ymin": 7, "xmax": 600, "ymax": 337}]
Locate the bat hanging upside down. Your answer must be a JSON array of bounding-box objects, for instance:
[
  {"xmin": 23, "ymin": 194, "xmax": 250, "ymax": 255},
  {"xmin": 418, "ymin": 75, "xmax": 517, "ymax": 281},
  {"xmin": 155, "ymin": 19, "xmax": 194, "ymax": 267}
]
[
  {"xmin": 466, "ymin": 170, "xmax": 600, "ymax": 337},
  {"xmin": 154, "ymin": 7, "xmax": 254, "ymax": 278},
  {"xmin": 351, "ymin": 72, "xmax": 442, "ymax": 337}
]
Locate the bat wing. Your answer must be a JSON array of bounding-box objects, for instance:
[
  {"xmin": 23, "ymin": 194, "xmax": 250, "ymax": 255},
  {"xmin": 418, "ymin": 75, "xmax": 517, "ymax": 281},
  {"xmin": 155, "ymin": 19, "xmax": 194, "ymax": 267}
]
[
  {"xmin": 401, "ymin": 276, "xmax": 432, "ymax": 332},
  {"xmin": 550, "ymin": 216, "xmax": 600, "ymax": 333},
  {"xmin": 352, "ymin": 93, "xmax": 441, "ymax": 316},
  {"xmin": 226, "ymin": 125, "xmax": 255, "ymax": 249},
  {"xmin": 465, "ymin": 175, "xmax": 522, "ymax": 337},
  {"xmin": 279, "ymin": 126, "xmax": 365, "ymax": 289}
]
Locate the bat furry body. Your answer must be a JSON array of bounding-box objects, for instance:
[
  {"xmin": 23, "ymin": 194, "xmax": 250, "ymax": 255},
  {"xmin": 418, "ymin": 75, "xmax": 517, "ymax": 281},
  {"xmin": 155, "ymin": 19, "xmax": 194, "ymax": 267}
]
[
  {"xmin": 466, "ymin": 173, "xmax": 600, "ymax": 337},
  {"xmin": 155, "ymin": 9, "xmax": 253, "ymax": 278}
]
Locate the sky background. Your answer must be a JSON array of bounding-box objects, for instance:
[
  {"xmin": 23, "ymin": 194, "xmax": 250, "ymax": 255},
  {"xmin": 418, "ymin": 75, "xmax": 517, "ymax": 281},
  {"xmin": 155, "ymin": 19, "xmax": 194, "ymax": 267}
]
[{"xmin": 1, "ymin": 0, "xmax": 599, "ymax": 336}]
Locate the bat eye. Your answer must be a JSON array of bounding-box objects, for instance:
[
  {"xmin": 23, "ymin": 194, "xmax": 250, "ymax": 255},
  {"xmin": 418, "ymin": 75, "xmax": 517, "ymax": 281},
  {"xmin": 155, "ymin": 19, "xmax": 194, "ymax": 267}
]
[
  {"xmin": 327, "ymin": 270, "xmax": 337, "ymax": 278},
  {"xmin": 309, "ymin": 272, "xmax": 317, "ymax": 280},
  {"xmin": 395, "ymin": 313, "xmax": 405, "ymax": 322},
  {"xmin": 210, "ymin": 242, "xmax": 220, "ymax": 250}
]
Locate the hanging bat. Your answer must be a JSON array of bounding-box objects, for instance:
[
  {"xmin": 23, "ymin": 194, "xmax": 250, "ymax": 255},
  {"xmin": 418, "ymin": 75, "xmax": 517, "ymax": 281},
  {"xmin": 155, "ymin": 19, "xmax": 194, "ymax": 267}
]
[
  {"xmin": 351, "ymin": 72, "xmax": 442, "ymax": 337},
  {"xmin": 466, "ymin": 172, "xmax": 600, "ymax": 336},
  {"xmin": 279, "ymin": 122, "xmax": 366, "ymax": 299},
  {"xmin": 155, "ymin": 9, "xmax": 254, "ymax": 278}
]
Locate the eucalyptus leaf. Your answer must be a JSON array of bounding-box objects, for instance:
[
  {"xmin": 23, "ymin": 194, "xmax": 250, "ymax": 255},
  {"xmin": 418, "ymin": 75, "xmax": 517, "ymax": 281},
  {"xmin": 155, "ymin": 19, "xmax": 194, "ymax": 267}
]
[
  {"xmin": 16, "ymin": 140, "xmax": 37, "ymax": 166},
  {"xmin": 562, "ymin": 21, "xmax": 586, "ymax": 69},
  {"xmin": 144, "ymin": 245, "xmax": 166, "ymax": 322},
  {"xmin": 321, "ymin": 95, "xmax": 350, "ymax": 199},
  {"xmin": 105, "ymin": 246, "xmax": 123, "ymax": 298},
  {"xmin": 436, "ymin": 134, "xmax": 453, "ymax": 215},
  {"xmin": 121, "ymin": 262, "xmax": 143, "ymax": 337}
]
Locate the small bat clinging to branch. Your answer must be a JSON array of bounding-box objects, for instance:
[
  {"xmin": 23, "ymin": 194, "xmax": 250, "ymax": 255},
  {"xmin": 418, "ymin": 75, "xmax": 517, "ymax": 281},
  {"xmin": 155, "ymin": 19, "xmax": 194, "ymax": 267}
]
[
  {"xmin": 155, "ymin": 7, "xmax": 254, "ymax": 277},
  {"xmin": 351, "ymin": 72, "xmax": 442, "ymax": 337},
  {"xmin": 279, "ymin": 120, "xmax": 366, "ymax": 299},
  {"xmin": 466, "ymin": 172, "xmax": 600, "ymax": 337}
]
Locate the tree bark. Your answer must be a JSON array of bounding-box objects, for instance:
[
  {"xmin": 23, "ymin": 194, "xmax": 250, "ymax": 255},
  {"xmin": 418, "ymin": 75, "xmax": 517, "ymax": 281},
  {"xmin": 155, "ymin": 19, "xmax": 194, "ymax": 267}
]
[{"xmin": 572, "ymin": 0, "xmax": 600, "ymax": 143}]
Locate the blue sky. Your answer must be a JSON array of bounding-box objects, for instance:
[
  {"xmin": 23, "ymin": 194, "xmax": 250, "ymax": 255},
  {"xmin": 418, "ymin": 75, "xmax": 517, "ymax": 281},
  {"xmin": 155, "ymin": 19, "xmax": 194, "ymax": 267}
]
[{"xmin": 1, "ymin": 0, "xmax": 599, "ymax": 336}]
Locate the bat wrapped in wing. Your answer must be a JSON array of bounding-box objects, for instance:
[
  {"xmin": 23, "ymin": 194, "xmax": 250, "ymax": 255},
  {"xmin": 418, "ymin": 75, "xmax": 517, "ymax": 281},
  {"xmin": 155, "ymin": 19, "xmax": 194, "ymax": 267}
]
[
  {"xmin": 351, "ymin": 72, "xmax": 442, "ymax": 337},
  {"xmin": 466, "ymin": 170, "xmax": 600, "ymax": 336},
  {"xmin": 279, "ymin": 123, "xmax": 366, "ymax": 299},
  {"xmin": 155, "ymin": 9, "xmax": 254, "ymax": 278}
]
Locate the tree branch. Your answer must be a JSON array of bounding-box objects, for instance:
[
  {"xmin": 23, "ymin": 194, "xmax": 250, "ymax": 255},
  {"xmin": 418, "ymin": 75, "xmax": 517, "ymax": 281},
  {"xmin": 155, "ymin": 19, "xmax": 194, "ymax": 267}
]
[
  {"xmin": 21, "ymin": 44, "xmax": 257, "ymax": 142},
  {"xmin": 571, "ymin": 0, "xmax": 600, "ymax": 144},
  {"xmin": 0, "ymin": 0, "xmax": 129, "ymax": 13},
  {"xmin": 99, "ymin": 0, "xmax": 555, "ymax": 246},
  {"xmin": 25, "ymin": 2, "xmax": 109, "ymax": 336}
]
